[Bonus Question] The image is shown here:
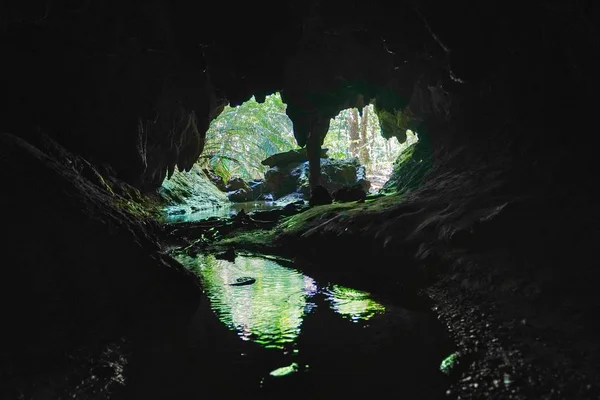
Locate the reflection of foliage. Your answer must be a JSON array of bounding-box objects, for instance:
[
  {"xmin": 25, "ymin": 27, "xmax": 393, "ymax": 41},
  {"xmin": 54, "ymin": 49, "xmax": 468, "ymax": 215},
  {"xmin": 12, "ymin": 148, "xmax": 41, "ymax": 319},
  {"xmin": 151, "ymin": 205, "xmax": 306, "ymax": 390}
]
[
  {"xmin": 200, "ymin": 93, "xmax": 297, "ymax": 182},
  {"xmin": 324, "ymin": 285, "xmax": 386, "ymax": 322},
  {"xmin": 175, "ymin": 254, "xmax": 387, "ymax": 349},
  {"xmin": 177, "ymin": 254, "xmax": 317, "ymax": 349}
]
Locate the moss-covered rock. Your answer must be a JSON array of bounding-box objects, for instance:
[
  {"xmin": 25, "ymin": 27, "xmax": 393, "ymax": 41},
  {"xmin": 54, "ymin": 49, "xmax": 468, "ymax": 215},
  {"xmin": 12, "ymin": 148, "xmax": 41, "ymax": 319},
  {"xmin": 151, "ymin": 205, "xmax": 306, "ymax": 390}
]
[
  {"xmin": 159, "ymin": 164, "xmax": 230, "ymax": 215},
  {"xmin": 379, "ymin": 138, "xmax": 433, "ymax": 195}
]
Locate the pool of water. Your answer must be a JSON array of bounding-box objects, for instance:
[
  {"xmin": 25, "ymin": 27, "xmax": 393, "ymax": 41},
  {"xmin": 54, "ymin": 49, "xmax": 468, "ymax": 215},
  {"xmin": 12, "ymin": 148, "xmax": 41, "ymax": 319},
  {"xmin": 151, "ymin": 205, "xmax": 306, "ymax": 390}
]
[
  {"xmin": 163, "ymin": 201, "xmax": 280, "ymax": 223},
  {"xmin": 177, "ymin": 254, "xmax": 387, "ymax": 349},
  {"xmin": 119, "ymin": 254, "xmax": 453, "ymax": 400}
]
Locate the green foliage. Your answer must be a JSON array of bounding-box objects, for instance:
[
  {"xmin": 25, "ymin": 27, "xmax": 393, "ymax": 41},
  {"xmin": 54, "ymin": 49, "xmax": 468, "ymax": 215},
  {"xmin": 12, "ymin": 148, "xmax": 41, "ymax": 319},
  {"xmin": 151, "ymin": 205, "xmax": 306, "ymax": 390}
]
[
  {"xmin": 200, "ymin": 95, "xmax": 418, "ymax": 190},
  {"xmin": 324, "ymin": 106, "xmax": 418, "ymax": 189},
  {"xmin": 379, "ymin": 134, "xmax": 432, "ymax": 195},
  {"xmin": 200, "ymin": 93, "xmax": 297, "ymax": 181}
]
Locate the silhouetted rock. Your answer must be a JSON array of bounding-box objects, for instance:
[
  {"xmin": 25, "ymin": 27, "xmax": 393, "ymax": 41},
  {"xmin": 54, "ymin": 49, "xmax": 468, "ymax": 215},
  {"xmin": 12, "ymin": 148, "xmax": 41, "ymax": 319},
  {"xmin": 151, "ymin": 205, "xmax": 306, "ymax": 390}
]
[
  {"xmin": 261, "ymin": 148, "xmax": 329, "ymax": 168},
  {"xmin": 332, "ymin": 184, "xmax": 367, "ymax": 203},
  {"xmin": 265, "ymin": 158, "xmax": 371, "ymax": 200},
  {"xmin": 229, "ymin": 277, "xmax": 256, "ymax": 286},
  {"xmin": 0, "ymin": 133, "xmax": 200, "ymax": 371},
  {"xmin": 309, "ymin": 185, "xmax": 333, "ymax": 206}
]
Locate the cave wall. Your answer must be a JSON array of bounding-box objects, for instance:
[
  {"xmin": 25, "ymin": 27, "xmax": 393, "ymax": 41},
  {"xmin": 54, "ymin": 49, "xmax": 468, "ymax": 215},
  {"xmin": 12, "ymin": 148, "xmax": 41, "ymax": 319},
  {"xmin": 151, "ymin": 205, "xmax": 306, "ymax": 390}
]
[
  {"xmin": 4, "ymin": 1, "xmax": 597, "ymax": 195},
  {"xmin": 2, "ymin": 1, "xmax": 598, "ymax": 221}
]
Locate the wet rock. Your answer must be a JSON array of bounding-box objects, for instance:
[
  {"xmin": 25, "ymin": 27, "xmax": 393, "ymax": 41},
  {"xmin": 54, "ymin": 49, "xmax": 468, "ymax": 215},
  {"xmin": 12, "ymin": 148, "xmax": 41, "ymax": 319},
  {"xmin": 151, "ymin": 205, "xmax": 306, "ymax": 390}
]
[
  {"xmin": 331, "ymin": 184, "xmax": 367, "ymax": 203},
  {"xmin": 309, "ymin": 185, "xmax": 333, "ymax": 206},
  {"xmin": 229, "ymin": 277, "xmax": 256, "ymax": 286}
]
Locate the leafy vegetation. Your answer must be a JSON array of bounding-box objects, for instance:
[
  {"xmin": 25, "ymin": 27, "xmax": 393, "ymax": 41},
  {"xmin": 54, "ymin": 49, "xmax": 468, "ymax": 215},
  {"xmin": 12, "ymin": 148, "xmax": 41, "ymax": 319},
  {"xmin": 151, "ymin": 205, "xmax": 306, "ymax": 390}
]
[
  {"xmin": 200, "ymin": 93, "xmax": 297, "ymax": 182},
  {"xmin": 201, "ymin": 93, "xmax": 418, "ymax": 190}
]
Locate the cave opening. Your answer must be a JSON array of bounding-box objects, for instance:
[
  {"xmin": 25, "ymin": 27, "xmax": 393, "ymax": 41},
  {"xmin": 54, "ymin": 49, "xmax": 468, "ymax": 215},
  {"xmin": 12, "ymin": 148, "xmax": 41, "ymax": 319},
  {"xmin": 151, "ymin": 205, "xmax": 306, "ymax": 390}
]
[{"xmin": 161, "ymin": 92, "xmax": 419, "ymax": 222}]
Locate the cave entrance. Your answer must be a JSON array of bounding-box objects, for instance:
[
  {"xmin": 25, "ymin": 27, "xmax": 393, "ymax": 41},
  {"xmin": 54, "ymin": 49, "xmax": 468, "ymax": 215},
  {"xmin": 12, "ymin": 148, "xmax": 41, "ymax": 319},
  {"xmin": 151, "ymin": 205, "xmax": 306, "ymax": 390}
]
[
  {"xmin": 200, "ymin": 92, "xmax": 297, "ymax": 183},
  {"xmin": 160, "ymin": 93, "xmax": 419, "ymax": 223},
  {"xmin": 201, "ymin": 94, "xmax": 418, "ymax": 204},
  {"xmin": 324, "ymin": 105, "xmax": 419, "ymax": 192}
]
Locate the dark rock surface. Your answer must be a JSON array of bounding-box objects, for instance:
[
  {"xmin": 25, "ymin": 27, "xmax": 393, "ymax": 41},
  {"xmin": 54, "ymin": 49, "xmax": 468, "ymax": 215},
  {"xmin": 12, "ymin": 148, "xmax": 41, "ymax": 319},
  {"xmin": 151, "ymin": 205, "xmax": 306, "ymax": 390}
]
[
  {"xmin": 261, "ymin": 148, "xmax": 329, "ymax": 168},
  {"xmin": 331, "ymin": 184, "xmax": 367, "ymax": 203},
  {"xmin": 309, "ymin": 185, "xmax": 333, "ymax": 207},
  {"xmin": 227, "ymin": 187, "xmax": 252, "ymax": 202},
  {"xmin": 0, "ymin": 133, "xmax": 201, "ymax": 396},
  {"xmin": 225, "ymin": 176, "xmax": 250, "ymax": 192},
  {"xmin": 264, "ymin": 163, "xmax": 306, "ymax": 199},
  {"xmin": 264, "ymin": 158, "xmax": 370, "ymax": 200},
  {"xmin": 305, "ymin": 158, "xmax": 371, "ymax": 195}
]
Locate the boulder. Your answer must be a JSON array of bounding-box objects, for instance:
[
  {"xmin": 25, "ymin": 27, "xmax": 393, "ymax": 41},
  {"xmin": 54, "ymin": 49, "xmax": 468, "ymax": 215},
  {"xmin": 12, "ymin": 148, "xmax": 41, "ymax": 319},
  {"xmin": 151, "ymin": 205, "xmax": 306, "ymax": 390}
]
[
  {"xmin": 264, "ymin": 157, "xmax": 371, "ymax": 201},
  {"xmin": 225, "ymin": 176, "xmax": 250, "ymax": 192},
  {"xmin": 261, "ymin": 148, "xmax": 329, "ymax": 168},
  {"xmin": 264, "ymin": 163, "xmax": 305, "ymax": 199},
  {"xmin": 299, "ymin": 158, "xmax": 371, "ymax": 195},
  {"xmin": 227, "ymin": 187, "xmax": 252, "ymax": 202},
  {"xmin": 309, "ymin": 185, "xmax": 333, "ymax": 206},
  {"xmin": 332, "ymin": 184, "xmax": 367, "ymax": 203}
]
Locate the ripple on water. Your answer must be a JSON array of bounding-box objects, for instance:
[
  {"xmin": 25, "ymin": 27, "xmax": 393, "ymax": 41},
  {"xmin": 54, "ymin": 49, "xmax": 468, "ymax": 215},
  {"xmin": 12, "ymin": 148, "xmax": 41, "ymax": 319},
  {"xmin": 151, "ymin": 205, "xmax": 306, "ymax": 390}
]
[{"xmin": 175, "ymin": 254, "xmax": 386, "ymax": 349}]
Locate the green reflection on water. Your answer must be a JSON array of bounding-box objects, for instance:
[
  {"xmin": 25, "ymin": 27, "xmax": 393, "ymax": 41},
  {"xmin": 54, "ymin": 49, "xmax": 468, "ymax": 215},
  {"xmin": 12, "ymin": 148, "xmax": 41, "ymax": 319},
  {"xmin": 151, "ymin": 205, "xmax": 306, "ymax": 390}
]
[
  {"xmin": 176, "ymin": 254, "xmax": 386, "ymax": 348},
  {"xmin": 178, "ymin": 254, "xmax": 318, "ymax": 349},
  {"xmin": 324, "ymin": 285, "xmax": 386, "ymax": 322}
]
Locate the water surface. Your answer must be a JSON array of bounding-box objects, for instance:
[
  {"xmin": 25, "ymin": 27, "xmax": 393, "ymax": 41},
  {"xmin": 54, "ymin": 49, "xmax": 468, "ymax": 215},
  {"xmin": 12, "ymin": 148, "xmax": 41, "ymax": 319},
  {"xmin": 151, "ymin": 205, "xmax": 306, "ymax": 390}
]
[
  {"xmin": 121, "ymin": 253, "xmax": 453, "ymax": 400},
  {"xmin": 176, "ymin": 254, "xmax": 386, "ymax": 349},
  {"xmin": 164, "ymin": 201, "xmax": 280, "ymax": 223}
]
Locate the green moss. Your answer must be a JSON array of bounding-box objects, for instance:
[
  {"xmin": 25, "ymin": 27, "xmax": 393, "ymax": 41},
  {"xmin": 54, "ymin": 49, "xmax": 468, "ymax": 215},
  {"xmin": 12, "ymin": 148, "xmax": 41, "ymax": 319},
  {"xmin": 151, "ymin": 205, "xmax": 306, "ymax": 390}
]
[
  {"xmin": 216, "ymin": 194, "xmax": 403, "ymax": 252},
  {"xmin": 379, "ymin": 139, "xmax": 432, "ymax": 195},
  {"xmin": 219, "ymin": 229, "xmax": 279, "ymax": 249}
]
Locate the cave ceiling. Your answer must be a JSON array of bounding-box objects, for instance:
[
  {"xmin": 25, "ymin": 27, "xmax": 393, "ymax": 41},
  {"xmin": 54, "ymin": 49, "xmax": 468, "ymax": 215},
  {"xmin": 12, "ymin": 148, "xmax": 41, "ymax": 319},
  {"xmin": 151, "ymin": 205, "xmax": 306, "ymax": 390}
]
[{"xmin": 2, "ymin": 0, "xmax": 597, "ymax": 189}]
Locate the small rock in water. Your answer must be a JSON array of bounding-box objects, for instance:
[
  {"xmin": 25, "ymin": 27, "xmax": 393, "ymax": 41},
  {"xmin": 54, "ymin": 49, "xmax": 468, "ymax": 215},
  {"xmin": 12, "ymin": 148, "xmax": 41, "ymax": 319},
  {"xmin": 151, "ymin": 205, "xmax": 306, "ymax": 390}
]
[
  {"xmin": 229, "ymin": 277, "xmax": 256, "ymax": 286},
  {"xmin": 167, "ymin": 208, "xmax": 186, "ymax": 215}
]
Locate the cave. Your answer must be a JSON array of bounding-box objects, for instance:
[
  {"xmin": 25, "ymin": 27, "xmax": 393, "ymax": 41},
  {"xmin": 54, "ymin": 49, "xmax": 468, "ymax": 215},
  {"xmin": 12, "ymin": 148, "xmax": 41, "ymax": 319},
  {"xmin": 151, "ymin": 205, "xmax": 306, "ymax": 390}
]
[{"xmin": 1, "ymin": 1, "xmax": 599, "ymax": 399}]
